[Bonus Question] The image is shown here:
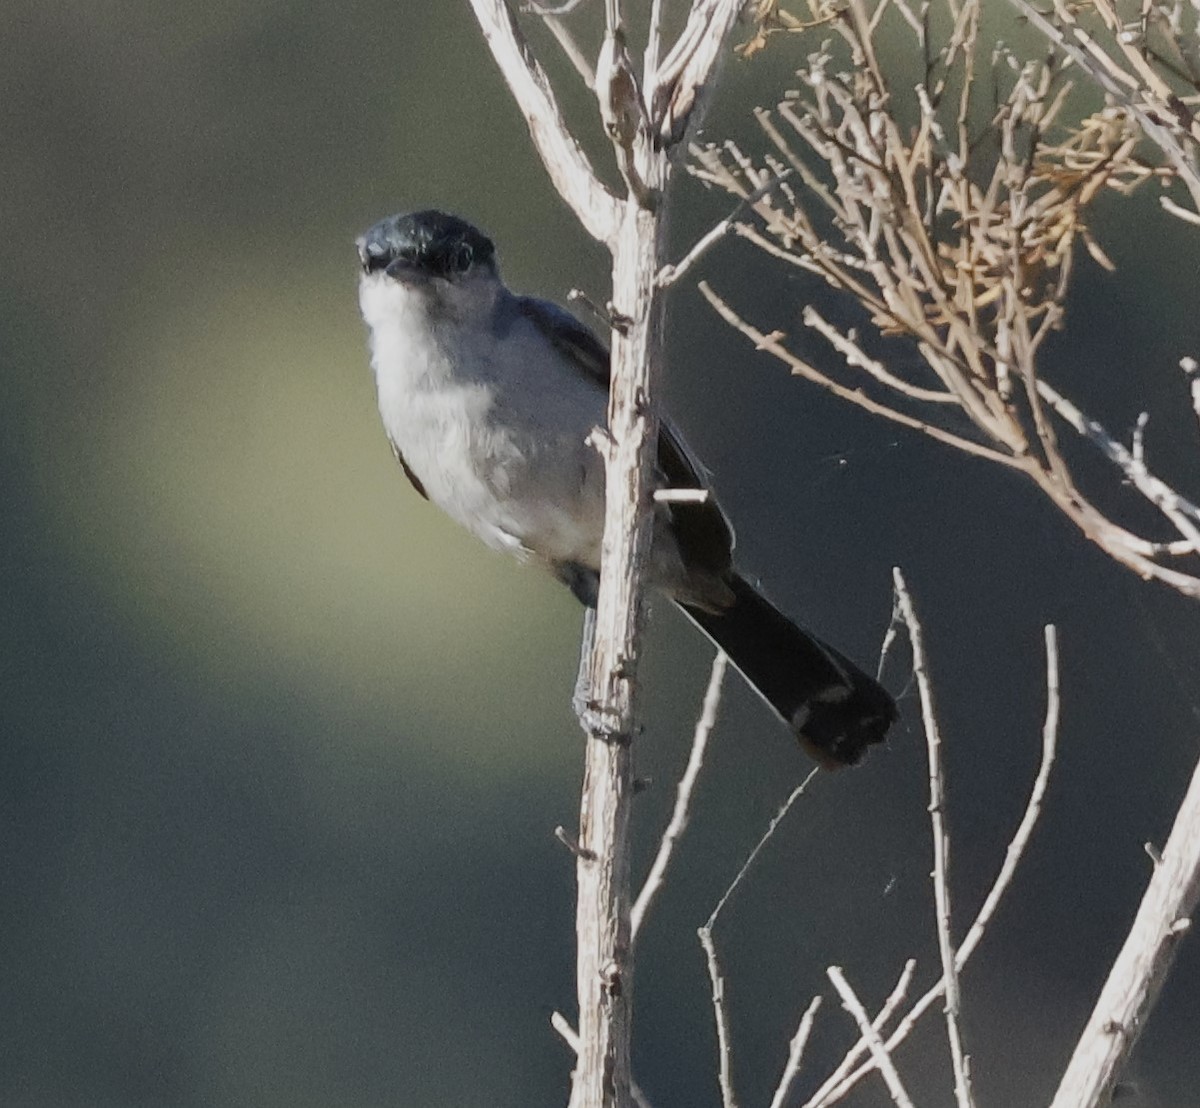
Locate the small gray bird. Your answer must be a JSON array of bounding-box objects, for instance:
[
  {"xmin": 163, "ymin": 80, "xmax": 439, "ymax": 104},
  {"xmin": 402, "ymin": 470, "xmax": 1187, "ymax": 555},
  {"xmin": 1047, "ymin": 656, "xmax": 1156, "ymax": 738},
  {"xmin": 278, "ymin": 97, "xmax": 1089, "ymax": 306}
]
[{"xmin": 356, "ymin": 210, "xmax": 895, "ymax": 766}]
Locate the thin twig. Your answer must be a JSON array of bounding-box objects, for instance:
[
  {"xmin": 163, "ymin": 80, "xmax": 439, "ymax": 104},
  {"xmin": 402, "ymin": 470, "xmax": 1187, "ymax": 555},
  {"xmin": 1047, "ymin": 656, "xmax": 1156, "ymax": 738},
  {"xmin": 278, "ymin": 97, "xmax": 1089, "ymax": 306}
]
[
  {"xmin": 803, "ymin": 307, "xmax": 960, "ymax": 404},
  {"xmin": 1183, "ymin": 356, "xmax": 1200, "ymax": 433},
  {"xmin": 543, "ymin": 16, "xmax": 597, "ymax": 89},
  {"xmin": 827, "ymin": 967, "xmax": 917, "ymax": 1108},
  {"xmin": 700, "ymin": 283, "xmax": 1025, "ymax": 470},
  {"xmin": 1037, "ymin": 380, "xmax": 1200, "ymax": 550},
  {"xmin": 645, "ymin": 0, "xmax": 667, "ymax": 85},
  {"xmin": 653, "ymin": 487, "xmax": 711, "ymax": 503},
  {"xmin": 659, "ymin": 170, "xmax": 795, "ymax": 287},
  {"xmin": 468, "ymin": 0, "xmax": 620, "ymax": 243},
  {"xmin": 893, "ymin": 567, "xmax": 976, "ymax": 1108},
  {"xmin": 699, "ymin": 926, "xmax": 741, "ymax": 1108},
  {"xmin": 811, "ymin": 624, "xmax": 1060, "ymax": 1107},
  {"xmin": 631, "ymin": 652, "xmax": 728, "ymax": 940},
  {"xmin": 694, "ymin": 764, "xmax": 820, "ymax": 1108},
  {"xmin": 803, "ymin": 960, "xmax": 917, "ymax": 1108},
  {"xmin": 1161, "ymin": 194, "xmax": 1200, "ymax": 225},
  {"xmin": 768, "ymin": 995, "xmax": 824, "ymax": 1108}
]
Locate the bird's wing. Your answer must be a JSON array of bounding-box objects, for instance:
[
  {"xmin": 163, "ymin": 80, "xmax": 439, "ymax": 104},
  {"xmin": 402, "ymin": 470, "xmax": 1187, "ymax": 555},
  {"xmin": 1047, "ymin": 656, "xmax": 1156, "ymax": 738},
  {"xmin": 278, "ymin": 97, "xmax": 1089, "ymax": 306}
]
[
  {"xmin": 517, "ymin": 296, "xmax": 735, "ymax": 579},
  {"xmin": 386, "ymin": 437, "xmax": 430, "ymax": 501}
]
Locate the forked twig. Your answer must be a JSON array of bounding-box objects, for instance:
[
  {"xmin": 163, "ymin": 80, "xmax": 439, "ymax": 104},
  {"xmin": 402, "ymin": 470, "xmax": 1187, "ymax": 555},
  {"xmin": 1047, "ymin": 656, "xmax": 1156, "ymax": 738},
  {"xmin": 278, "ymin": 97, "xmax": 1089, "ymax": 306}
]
[
  {"xmin": 808, "ymin": 621, "xmax": 1061, "ymax": 1107},
  {"xmin": 696, "ymin": 769, "xmax": 819, "ymax": 1108}
]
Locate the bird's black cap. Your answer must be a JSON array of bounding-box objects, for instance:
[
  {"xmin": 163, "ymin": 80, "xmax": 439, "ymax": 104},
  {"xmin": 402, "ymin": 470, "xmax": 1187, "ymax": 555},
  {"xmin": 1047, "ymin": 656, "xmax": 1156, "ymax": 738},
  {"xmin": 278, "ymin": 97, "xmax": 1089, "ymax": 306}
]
[{"xmin": 356, "ymin": 210, "xmax": 496, "ymax": 279}]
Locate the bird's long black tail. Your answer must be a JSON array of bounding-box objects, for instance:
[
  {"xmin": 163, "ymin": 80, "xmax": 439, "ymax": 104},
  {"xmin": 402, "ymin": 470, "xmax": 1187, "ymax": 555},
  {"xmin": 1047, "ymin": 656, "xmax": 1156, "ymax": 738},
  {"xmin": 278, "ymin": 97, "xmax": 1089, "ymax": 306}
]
[{"xmin": 679, "ymin": 574, "xmax": 896, "ymax": 767}]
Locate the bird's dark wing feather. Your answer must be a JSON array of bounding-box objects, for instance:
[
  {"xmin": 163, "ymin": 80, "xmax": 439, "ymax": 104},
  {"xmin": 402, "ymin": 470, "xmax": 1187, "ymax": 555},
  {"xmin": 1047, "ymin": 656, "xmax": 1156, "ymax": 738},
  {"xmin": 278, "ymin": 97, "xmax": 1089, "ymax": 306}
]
[
  {"xmin": 387, "ymin": 437, "xmax": 429, "ymax": 501},
  {"xmin": 517, "ymin": 296, "xmax": 734, "ymax": 580}
]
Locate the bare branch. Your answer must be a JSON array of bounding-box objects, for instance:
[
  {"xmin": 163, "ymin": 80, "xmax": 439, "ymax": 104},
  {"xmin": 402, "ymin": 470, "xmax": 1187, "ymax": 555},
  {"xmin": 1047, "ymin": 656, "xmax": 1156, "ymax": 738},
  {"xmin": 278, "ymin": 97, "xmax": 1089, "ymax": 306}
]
[
  {"xmin": 812, "ymin": 625, "xmax": 1060, "ymax": 1107},
  {"xmin": 1184, "ymin": 356, "xmax": 1200, "ymax": 433},
  {"xmin": 768, "ymin": 995, "xmax": 824, "ymax": 1108},
  {"xmin": 893, "ymin": 568, "xmax": 976, "ymax": 1108},
  {"xmin": 542, "ymin": 15, "xmax": 597, "ymax": 89},
  {"xmin": 700, "ymin": 283, "xmax": 1026, "ymax": 470},
  {"xmin": 1006, "ymin": 0, "xmax": 1200, "ymax": 212},
  {"xmin": 659, "ymin": 170, "xmax": 795, "ymax": 288},
  {"xmin": 651, "ymin": 0, "xmax": 745, "ymax": 144},
  {"xmin": 652, "ymin": 487, "xmax": 711, "ymax": 503},
  {"xmin": 827, "ymin": 967, "xmax": 917, "ymax": 1108},
  {"xmin": 1048, "ymin": 753, "xmax": 1200, "ymax": 1107},
  {"xmin": 1037, "ymin": 380, "xmax": 1200, "ymax": 552},
  {"xmin": 803, "ymin": 961, "xmax": 917, "ymax": 1108},
  {"xmin": 644, "ymin": 0, "xmax": 667, "ymax": 86},
  {"xmin": 695, "ymin": 18, "xmax": 1200, "ymax": 599},
  {"xmin": 468, "ymin": 0, "xmax": 620, "ymax": 243},
  {"xmin": 699, "ymin": 926, "xmax": 741, "ymax": 1108},
  {"xmin": 803, "ymin": 307, "xmax": 960, "ymax": 405},
  {"xmin": 631, "ymin": 651, "xmax": 728, "ymax": 940}
]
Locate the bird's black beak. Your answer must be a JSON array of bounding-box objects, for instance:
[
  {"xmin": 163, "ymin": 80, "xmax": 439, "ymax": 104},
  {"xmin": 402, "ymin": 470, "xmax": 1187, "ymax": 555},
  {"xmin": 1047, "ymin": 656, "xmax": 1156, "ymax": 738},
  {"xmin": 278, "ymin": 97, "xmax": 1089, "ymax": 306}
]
[{"xmin": 383, "ymin": 256, "xmax": 419, "ymax": 281}]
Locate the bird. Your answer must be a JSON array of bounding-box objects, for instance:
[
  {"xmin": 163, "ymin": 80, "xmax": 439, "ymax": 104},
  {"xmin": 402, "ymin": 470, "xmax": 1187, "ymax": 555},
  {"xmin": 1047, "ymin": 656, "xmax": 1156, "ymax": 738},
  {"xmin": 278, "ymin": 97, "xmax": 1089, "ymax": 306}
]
[{"xmin": 355, "ymin": 209, "xmax": 896, "ymax": 767}]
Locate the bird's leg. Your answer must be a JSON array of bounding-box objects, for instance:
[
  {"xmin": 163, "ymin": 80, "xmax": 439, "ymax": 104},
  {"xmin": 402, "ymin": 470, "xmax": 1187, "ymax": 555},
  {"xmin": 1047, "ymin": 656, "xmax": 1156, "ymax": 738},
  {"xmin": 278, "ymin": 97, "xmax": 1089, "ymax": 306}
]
[{"xmin": 572, "ymin": 604, "xmax": 598, "ymax": 730}]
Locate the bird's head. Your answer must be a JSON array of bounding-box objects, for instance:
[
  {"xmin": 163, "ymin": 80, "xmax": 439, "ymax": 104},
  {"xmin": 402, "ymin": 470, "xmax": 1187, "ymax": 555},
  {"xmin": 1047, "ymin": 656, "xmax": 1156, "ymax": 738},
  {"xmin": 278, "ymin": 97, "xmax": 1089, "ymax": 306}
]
[{"xmin": 356, "ymin": 210, "xmax": 500, "ymax": 328}]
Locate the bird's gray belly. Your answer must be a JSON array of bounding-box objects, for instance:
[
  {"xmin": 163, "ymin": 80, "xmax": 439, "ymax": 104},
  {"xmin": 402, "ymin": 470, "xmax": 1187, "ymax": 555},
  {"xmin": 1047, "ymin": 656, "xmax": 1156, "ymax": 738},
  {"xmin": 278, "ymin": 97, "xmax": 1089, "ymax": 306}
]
[{"xmin": 385, "ymin": 384, "xmax": 608, "ymax": 567}]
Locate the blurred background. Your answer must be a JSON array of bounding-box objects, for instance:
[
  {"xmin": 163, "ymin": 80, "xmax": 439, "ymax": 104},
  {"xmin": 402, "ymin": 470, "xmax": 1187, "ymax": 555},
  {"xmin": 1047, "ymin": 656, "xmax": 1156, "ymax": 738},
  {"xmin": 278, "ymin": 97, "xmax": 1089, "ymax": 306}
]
[{"xmin": 2, "ymin": 3, "xmax": 1199, "ymax": 1106}]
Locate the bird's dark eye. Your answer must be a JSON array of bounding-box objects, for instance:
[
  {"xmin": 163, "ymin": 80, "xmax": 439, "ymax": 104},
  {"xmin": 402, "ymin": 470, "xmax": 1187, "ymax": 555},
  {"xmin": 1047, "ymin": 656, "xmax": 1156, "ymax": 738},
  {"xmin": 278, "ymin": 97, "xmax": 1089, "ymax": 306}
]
[
  {"xmin": 453, "ymin": 242, "xmax": 474, "ymax": 272},
  {"xmin": 364, "ymin": 251, "xmax": 391, "ymax": 274}
]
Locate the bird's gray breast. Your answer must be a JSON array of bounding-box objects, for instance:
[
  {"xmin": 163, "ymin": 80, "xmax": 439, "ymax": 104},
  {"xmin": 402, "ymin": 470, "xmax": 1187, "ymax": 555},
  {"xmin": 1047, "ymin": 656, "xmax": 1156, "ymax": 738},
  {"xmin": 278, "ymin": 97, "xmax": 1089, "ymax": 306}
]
[{"xmin": 370, "ymin": 301, "xmax": 609, "ymax": 567}]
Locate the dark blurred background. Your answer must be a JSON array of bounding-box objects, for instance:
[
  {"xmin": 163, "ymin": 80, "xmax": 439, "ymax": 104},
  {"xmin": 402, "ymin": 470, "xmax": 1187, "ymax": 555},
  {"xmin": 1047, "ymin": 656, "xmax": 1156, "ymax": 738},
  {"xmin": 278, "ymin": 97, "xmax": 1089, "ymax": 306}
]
[{"xmin": 2, "ymin": 3, "xmax": 1199, "ymax": 1106}]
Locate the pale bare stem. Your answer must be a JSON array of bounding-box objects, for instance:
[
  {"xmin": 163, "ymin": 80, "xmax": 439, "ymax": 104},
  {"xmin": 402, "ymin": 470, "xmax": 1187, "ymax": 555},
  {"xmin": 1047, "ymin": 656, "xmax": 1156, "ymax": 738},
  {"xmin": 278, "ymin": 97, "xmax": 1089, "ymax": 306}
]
[
  {"xmin": 892, "ymin": 567, "xmax": 976, "ymax": 1108},
  {"xmin": 876, "ymin": 591, "xmax": 905, "ymax": 683},
  {"xmin": 802, "ymin": 960, "xmax": 917, "ymax": 1108},
  {"xmin": 811, "ymin": 625, "xmax": 1061, "ymax": 1108},
  {"xmin": 1133, "ymin": 411, "xmax": 1150, "ymax": 469},
  {"xmin": 1036, "ymin": 381, "xmax": 1200, "ymax": 553},
  {"xmin": 650, "ymin": 1, "xmax": 744, "ymax": 145},
  {"xmin": 644, "ymin": 0, "xmax": 666, "ymax": 85},
  {"xmin": 543, "ymin": 16, "xmax": 598, "ymax": 89},
  {"xmin": 468, "ymin": 0, "xmax": 619, "ymax": 243},
  {"xmin": 550, "ymin": 1012, "xmax": 658, "ymax": 1108},
  {"xmin": 826, "ymin": 967, "xmax": 917, "ymax": 1108},
  {"xmin": 957, "ymin": 625, "xmax": 1059, "ymax": 971},
  {"xmin": 525, "ymin": 0, "xmax": 590, "ymax": 12},
  {"xmin": 767, "ymin": 995, "xmax": 824, "ymax": 1108},
  {"xmin": 690, "ymin": 765, "xmax": 819, "ymax": 1108},
  {"xmin": 699, "ymin": 283, "xmax": 1025, "ymax": 469},
  {"xmin": 470, "ymin": 5, "xmax": 751, "ymax": 1107},
  {"xmin": 1161, "ymin": 194, "xmax": 1200, "ymax": 223},
  {"xmin": 1049, "ymin": 750, "xmax": 1200, "ymax": 1108},
  {"xmin": 659, "ymin": 169, "xmax": 796, "ymax": 288},
  {"xmin": 802, "ymin": 307, "xmax": 959, "ymax": 404},
  {"xmin": 630, "ymin": 652, "xmax": 728, "ymax": 941},
  {"xmin": 699, "ymin": 927, "xmax": 741, "ymax": 1108},
  {"xmin": 652, "ymin": 487, "xmax": 710, "ymax": 503},
  {"xmin": 1183, "ymin": 356, "xmax": 1200, "ymax": 431}
]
